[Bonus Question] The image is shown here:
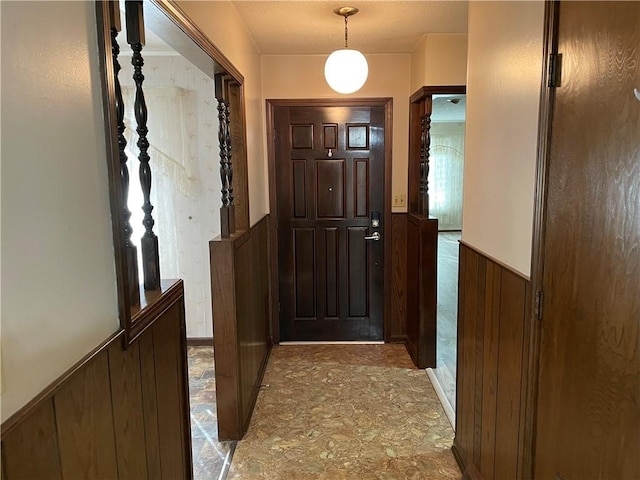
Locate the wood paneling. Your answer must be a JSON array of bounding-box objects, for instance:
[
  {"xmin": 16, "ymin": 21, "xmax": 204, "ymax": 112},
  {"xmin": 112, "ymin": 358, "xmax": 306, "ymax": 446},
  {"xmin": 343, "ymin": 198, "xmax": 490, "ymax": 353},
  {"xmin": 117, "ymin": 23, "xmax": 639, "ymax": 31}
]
[
  {"xmin": 55, "ymin": 350, "xmax": 118, "ymax": 479},
  {"xmin": 1, "ymin": 280, "xmax": 191, "ymax": 480},
  {"xmin": 227, "ymin": 81, "xmax": 250, "ymax": 232},
  {"xmin": 108, "ymin": 341, "xmax": 148, "ymax": 479},
  {"xmin": 405, "ymin": 214, "xmax": 438, "ymax": 368},
  {"xmin": 2, "ymin": 400, "xmax": 62, "ymax": 480},
  {"xmin": 390, "ymin": 213, "xmax": 408, "ymax": 342},
  {"xmin": 453, "ymin": 243, "xmax": 531, "ymax": 480},
  {"xmin": 533, "ymin": 3, "xmax": 640, "ymax": 479},
  {"xmin": 210, "ymin": 215, "xmax": 272, "ymax": 440}
]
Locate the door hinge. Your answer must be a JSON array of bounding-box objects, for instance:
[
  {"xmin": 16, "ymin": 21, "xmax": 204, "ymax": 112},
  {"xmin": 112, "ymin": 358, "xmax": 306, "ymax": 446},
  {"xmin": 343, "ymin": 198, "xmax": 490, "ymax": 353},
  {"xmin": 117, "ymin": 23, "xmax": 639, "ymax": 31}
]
[
  {"xmin": 548, "ymin": 53, "xmax": 563, "ymax": 88},
  {"xmin": 535, "ymin": 290, "xmax": 544, "ymax": 320}
]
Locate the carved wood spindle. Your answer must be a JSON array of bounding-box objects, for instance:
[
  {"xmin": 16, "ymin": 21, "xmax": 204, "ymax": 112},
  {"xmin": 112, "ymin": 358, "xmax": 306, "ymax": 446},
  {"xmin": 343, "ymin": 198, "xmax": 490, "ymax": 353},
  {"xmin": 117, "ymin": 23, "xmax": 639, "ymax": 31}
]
[
  {"xmin": 110, "ymin": 2, "xmax": 140, "ymax": 305},
  {"xmin": 216, "ymin": 74, "xmax": 234, "ymax": 237},
  {"xmin": 224, "ymin": 97, "xmax": 235, "ymax": 234},
  {"xmin": 126, "ymin": 1, "xmax": 160, "ymax": 290},
  {"xmin": 419, "ymin": 114, "xmax": 428, "ymax": 215}
]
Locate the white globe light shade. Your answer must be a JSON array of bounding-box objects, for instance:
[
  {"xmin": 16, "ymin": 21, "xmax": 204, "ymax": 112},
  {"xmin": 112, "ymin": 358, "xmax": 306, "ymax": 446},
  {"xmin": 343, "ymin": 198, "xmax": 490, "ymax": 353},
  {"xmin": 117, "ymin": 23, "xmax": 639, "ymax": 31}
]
[{"xmin": 324, "ymin": 49, "xmax": 369, "ymax": 94}]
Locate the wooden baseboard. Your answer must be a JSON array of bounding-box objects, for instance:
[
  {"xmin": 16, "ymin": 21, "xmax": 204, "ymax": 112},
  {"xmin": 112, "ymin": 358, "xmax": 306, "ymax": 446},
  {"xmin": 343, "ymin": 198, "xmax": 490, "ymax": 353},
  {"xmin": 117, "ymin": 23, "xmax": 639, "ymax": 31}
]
[
  {"xmin": 187, "ymin": 337, "xmax": 214, "ymax": 346},
  {"xmin": 389, "ymin": 334, "xmax": 407, "ymax": 343}
]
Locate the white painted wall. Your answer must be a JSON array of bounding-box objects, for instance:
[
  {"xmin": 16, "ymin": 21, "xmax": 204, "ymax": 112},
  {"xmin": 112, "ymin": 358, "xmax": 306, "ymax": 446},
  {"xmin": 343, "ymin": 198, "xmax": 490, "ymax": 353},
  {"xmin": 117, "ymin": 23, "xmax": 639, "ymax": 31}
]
[
  {"xmin": 462, "ymin": 1, "xmax": 545, "ymax": 276},
  {"xmin": 1, "ymin": 1, "xmax": 119, "ymax": 422},
  {"xmin": 261, "ymin": 54, "xmax": 412, "ymax": 213},
  {"xmin": 176, "ymin": 1, "xmax": 268, "ymax": 226},
  {"xmin": 411, "ymin": 34, "xmax": 468, "ymax": 93}
]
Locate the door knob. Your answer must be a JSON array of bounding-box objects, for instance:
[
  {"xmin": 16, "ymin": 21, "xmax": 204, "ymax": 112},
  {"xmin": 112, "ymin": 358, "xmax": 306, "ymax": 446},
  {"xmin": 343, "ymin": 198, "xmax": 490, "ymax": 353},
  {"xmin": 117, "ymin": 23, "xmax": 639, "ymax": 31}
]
[{"xmin": 364, "ymin": 232, "xmax": 381, "ymax": 241}]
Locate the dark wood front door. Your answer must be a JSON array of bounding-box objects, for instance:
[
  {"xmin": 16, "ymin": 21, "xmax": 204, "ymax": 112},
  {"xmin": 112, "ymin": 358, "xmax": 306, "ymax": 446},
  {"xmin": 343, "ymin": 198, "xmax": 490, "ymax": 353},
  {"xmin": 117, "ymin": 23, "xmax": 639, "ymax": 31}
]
[
  {"xmin": 273, "ymin": 105, "xmax": 386, "ymax": 341},
  {"xmin": 534, "ymin": 2, "xmax": 639, "ymax": 478}
]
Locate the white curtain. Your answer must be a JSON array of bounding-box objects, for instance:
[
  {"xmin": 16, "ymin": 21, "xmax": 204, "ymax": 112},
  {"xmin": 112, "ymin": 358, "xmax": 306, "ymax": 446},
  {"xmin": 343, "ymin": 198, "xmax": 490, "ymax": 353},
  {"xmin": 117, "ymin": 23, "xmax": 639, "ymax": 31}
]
[
  {"xmin": 428, "ymin": 122, "xmax": 465, "ymax": 230},
  {"xmin": 123, "ymin": 86, "xmax": 217, "ymax": 337}
]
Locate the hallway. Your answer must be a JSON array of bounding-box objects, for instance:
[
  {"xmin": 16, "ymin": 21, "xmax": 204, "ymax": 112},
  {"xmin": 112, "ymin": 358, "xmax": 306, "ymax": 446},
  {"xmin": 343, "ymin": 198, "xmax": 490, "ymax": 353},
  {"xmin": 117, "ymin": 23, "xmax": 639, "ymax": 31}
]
[{"xmin": 222, "ymin": 344, "xmax": 459, "ymax": 479}]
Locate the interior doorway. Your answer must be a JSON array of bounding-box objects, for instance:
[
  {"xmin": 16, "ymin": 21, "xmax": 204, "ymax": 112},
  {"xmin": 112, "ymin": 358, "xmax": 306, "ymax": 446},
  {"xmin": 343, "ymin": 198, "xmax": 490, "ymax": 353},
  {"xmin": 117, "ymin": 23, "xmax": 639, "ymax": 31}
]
[
  {"xmin": 267, "ymin": 99, "xmax": 393, "ymax": 343},
  {"xmin": 428, "ymin": 94, "xmax": 466, "ymax": 426}
]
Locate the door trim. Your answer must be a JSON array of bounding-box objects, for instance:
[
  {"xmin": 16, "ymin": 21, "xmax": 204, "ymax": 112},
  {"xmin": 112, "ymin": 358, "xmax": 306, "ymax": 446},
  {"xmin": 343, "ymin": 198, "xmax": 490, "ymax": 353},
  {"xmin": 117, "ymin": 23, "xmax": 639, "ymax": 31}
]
[
  {"xmin": 266, "ymin": 98, "xmax": 394, "ymax": 344},
  {"xmin": 524, "ymin": 1, "xmax": 559, "ymax": 477}
]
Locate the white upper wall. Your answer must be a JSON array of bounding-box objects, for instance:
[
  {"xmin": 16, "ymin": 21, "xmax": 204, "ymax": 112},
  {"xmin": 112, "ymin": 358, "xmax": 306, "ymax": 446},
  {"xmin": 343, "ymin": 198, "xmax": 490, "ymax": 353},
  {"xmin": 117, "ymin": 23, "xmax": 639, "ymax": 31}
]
[
  {"xmin": 176, "ymin": 1, "xmax": 268, "ymax": 225},
  {"xmin": 411, "ymin": 34, "xmax": 468, "ymax": 93},
  {"xmin": 462, "ymin": 1, "xmax": 545, "ymax": 276},
  {"xmin": 261, "ymin": 54, "xmax": 412, "ymax": 212},
  {"xmin": 1, "ymin": 1, "xmax": 119, "ymax": 422}
]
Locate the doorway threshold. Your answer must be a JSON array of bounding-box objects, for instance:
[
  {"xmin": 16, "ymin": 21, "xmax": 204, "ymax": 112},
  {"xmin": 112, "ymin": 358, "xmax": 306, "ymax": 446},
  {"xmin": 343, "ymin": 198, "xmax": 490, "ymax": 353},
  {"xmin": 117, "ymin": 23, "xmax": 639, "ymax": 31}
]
[
  {"xmin": 279, "ymin": 341, "xmax": 385, "ymax": 345},
  {"xmin": 426, "ymin": 368, "xmax": 455, "ymax": 429}
]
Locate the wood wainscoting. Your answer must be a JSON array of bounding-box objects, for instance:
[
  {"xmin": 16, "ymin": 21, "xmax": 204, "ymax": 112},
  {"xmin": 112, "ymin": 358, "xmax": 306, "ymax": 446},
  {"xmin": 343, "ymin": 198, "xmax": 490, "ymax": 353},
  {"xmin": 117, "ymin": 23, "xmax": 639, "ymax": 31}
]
[
  {"xmin": 405, "ymin": 214, "xmax": 438, "ymax": 368},
  {"xmin": 1, "ymin": 280, "xmax": 192, "ymax": 480},
  {"xmin": 453, "ymin": 242, "xmax": 532, "ymax": 480},
  {"xmin": 390, "ymin": 213, "xmax": 408, "ymax": 342},
  {"xmin": 210, "ymin": 214, "xmax": 272, "ymax": 440}
]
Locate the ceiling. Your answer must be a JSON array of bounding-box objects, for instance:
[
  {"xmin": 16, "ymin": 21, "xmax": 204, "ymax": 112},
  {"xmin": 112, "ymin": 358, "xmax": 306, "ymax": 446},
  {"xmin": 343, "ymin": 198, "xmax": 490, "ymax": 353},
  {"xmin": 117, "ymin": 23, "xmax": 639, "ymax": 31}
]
[{"xmin": 229, "ymin": 1, "xmax": 468, "ymax": 55}]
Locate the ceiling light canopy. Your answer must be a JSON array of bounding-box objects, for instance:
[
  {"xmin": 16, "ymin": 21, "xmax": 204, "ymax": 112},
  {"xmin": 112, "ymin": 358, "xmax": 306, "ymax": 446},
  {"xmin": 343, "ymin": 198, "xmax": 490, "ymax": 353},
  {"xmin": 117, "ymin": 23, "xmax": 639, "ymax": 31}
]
[{"xmin": 324, "ymin": 6, "xmax": 368, "ymax": 94}]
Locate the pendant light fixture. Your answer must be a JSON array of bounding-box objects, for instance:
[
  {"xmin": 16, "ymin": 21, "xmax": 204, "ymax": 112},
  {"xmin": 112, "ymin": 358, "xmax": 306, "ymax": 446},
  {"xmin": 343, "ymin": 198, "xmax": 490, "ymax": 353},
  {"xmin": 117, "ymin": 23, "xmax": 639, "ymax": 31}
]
[{"xmin": 324, "ymin": 6, "xmax": 368, "ymax": 94}]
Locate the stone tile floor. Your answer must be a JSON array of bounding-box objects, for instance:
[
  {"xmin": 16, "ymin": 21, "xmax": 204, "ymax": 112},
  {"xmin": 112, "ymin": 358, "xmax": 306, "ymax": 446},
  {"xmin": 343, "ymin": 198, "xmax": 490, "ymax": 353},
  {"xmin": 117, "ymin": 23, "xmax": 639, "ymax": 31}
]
[
  {"xmin": 188, "ymin": 346, "xmax": 235, "ymax": 480},
  {"xmin": 188, "ymin": 344, "xmax": 461, "ymax": 479},
  {"xmin": 227, "ymin": 344, "xmax": 461, "ymax": 479}
]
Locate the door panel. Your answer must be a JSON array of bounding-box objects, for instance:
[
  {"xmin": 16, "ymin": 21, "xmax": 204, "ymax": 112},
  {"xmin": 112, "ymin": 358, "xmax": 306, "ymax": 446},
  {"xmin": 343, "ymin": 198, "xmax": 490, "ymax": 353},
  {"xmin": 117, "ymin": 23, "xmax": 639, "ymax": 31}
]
[
  {"xmin": 534, "ymin": 2, "xmax": 640, "ymax": 478},
  {"xmin": 275, "ymin": 105, "xmax": 385, "ymax": 341}
]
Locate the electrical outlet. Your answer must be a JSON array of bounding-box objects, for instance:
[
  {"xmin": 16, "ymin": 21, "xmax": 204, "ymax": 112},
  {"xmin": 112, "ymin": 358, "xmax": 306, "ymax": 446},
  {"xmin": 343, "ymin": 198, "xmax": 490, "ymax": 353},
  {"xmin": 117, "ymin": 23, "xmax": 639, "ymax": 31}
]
[{"xmin": 392, "ymin": 194, "xmax": 406, "ymax": 207}]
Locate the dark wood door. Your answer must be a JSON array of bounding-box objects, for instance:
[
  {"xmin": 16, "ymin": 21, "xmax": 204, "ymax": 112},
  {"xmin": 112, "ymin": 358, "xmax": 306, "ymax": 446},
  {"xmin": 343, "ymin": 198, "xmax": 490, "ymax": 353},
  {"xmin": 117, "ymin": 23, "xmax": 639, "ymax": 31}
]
[
  {"xmin": 274, "ymin": 105, "xmax": 385, "ymax": 341},
  {"xmin": 534, "ymin": 2, "xmax": 639, "ymax": 478}
]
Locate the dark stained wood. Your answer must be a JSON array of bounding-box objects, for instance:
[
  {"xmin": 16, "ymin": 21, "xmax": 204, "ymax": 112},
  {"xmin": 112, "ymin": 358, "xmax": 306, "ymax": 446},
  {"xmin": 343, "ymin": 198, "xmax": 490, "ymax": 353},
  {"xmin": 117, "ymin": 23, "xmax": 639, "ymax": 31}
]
[
  {"xmin": 138, "ymin": 333, "xmax": 162, "ymax": 480},
  {"xmin": 54, "ymin": 351, "xmax": 118, "ymax": 479},
  {"xmin": 110, "ymin": 0, "xmax": 140, "ymax": 307},
  {"xmin": 347, "ymin": 227, "xmax": 368, "ymax": 317},
  {"xmin": 479, "ymin": 262, "xmax": 501, "ymax": 479},
  {"xmin": 405, "ymin": 214, "xmax": 438, "ymax": 368},
  {"xmin": 324, "ymin": 227, "xmax": 339, "ymax": 317},
  {"xmin": 354, "ymin": 158, "xmax": 369, "ymax": 218},
  {"xmin": 227, "ymin": 81, "xmax": 249, "ymax": 232},
  {"xmin": 273, "ymin": 103, "xmax": 386, "ymax": 341},
  {"xmin": 453, "ymin": 242, "xmax": 532, "ymax": 480},
  {"xmin": 494, "ymin": 269, "xmax": 526, "ymax": 479},
  {"xmin": 2, "ymin": 400, "xmax": 62, "ymax": 480},
  {"xmin": 323, "ymin": 123, "xmax": 338, "ymax": 149},
  {"xmin": 316, "ymin": 159, "xmax": 345, "ymax": 218},
  {"xmin": 292, "ymin": 160, "xmax": 307, "ymax": 218},
  {"xmin": 210, "ymin": 215, "xmax": 272, "ymax": 440},
  {"xmin": 1, "ymin": 280, "xmax": 191, "ymax": 480},
  {"xmin": 390, "ymin": 213, "xmax": 408, "ymax": 342},
  {"xmin": 126, "ymin": 1, "xmax": 161, "ymax": 291},
  {"xmin": 408, "ymin": 86, "xmax": 465, "ymax": 215},
  {"xmin": 533, "ymin": 3, "xmax": 640, "ymax": 479},
  {"xmin": 95, "ymin": 1, "xmax": 132, "ymax": 340},
  {"xmin": 153, "ymin": 302, "xmax": 190, "ymax": 479},
  {"xmin": 266, "ymin": 98, "xmax": 393, "ymax": 344},
  {"xmin": 294, "ymin": 228, "xmax": 316, "ymax": 317},
  {"xmin": 108, "ymin": 341, "xmax": 148, "ymax": 479}
]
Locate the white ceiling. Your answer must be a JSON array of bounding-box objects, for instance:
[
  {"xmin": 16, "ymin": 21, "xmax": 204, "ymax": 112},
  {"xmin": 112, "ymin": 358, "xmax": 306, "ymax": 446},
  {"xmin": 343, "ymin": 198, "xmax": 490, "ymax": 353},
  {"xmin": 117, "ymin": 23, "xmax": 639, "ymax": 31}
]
[{"xmin": 230, "ymin": 1, "xmax": 468, "ymax": 55}]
